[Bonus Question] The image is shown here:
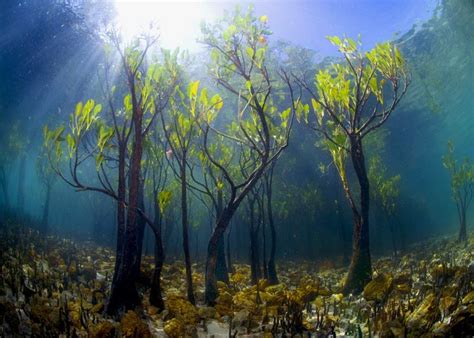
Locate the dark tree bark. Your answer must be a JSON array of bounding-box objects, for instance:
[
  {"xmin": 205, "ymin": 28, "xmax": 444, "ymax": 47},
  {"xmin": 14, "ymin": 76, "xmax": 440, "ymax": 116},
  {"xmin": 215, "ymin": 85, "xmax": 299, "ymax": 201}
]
[
  {"xmin": 226, "ymin": 222, "xmax": 234, "ymax": 274},
  {"xmin": 216, "ymin": 233, "xmax": 228, "ymax": 283},
  {"xmin": 107, "ymin": 76, "xmax": 144, "ymax": 314},
  {"xmin": 110, "ymin": 143, "xmax": 126, "ymax": 287},
  {"xmin": 205, "ymin": 208, "xmax": 235, "ymax": 304},
  {"xmin": 180, "ymin": 158, "xmax": 196, "ymax": 305},
  {"xmin": 215, "ymin": 189, "xmax": 229, "ymax": 283},
  {"xmin": 41, "ymin": 184, "xmax": 51, "ymax": 234},
  {"xmin": 343, "ymin": 137, "xmax": 372, "ymax": 294},
  {"xmin": 201, "ymin": 23, "xmax": 297, "ymax": 305},
  {"xmin": 134, "ymin": 180, "xmax": 146, "ymax": 279}
]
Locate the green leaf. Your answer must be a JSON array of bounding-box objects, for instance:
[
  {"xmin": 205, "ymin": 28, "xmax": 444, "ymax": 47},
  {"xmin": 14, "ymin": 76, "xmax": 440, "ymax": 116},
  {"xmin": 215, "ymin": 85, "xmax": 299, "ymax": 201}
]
[
  {"xmin": 75, "ymin": 102, "xmax": 83, "ymax": 117},
  {"xmin": 210, "ymin": 94, "xmax": 223, "ymax": 111},
  {"xmin": 93, "ymin": 103, "xmax": 102, "ymax": 116},
  {"xmin": 66, "ymin": 133, "xmax": 75, "ymax": 158},
  {"xmin": 124, "ymin": 94, "xmax": 132, "ymax": 112},
  {"xmin": 188, "ymin": 80, "xmax": 200, "ymax": 100},
  {"xmin": 246, "ymin": 46, "xmax": 255, "ymax": 59},
  {"xmin": 327, "ymin": 36, "xmax": 342, "ymax": 47},
  {"xmin": 158, "ymin": 190, "xmax": 172, "ymax": 215}
]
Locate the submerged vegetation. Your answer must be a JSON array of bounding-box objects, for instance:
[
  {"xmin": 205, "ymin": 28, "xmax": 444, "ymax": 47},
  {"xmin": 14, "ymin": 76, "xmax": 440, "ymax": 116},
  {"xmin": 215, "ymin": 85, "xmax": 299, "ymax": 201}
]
[
  {"xmin": 0, "ymin": 0, "xmax": 473, "ymax": 336},
  {"xmin": 1, "ymin": 220, "xmax": 473, "ymax": 336},
  {"xmin": 443, "ymin": 141, "xmax": 474, "ymax": 243}
]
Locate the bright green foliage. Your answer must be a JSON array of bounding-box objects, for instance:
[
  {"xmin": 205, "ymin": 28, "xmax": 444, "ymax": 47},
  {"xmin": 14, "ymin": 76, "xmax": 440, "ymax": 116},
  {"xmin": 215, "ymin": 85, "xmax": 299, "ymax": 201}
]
[
  {"xmin": 164, "ymin": 79, "xmax": 224, "ymax": 161},
  {"xmin": 309, "ymin": 36, "xmax": 407, "ymax": 133},
  {"xmin": 43, "ymin": 125, "xmax": 66, "ymax": 165},
  {"xmin": 201, "ymin": 6, "xmax": 272, "ymax": 80},
  {"xmin": 442, "ymin": 141, "xmax": 474, "ymax": 209},
  {"xmin": 304, "ymin": 35, "xmax": 409, "ymax": 193},
  {"xmin": 200, "ymin": 6, "xmax": 295, "ymax": 166},
  {"xmin": 158, "ymin": 190, "xmax": 172, "ymax": 215},
  {"xmin": 44, "ymin": 99, "xmax": 107, "ymax": 169}
]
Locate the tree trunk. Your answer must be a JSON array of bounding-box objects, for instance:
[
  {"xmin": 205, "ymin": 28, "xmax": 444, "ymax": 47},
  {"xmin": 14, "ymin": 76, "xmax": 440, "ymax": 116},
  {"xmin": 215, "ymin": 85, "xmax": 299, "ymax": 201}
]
[
  {"xmin": 107, "ymin": 89, "xmax": 144, "ymax": 315},
  {"xmin": 204, "ymin": 161, "xmax": 270, "ymax": 304},
  {"xmin": 17, "ymin": 154, "xmax": 26, "ymax": 212},
  {"xmin": 41, "ymin": 184, "xmax": 51, "ymax": 234},
  {"xmin": 111, "ymin": 143, "xmax": 126, "ymax": 285},
  {"xmin": 215, "ymin": 189, "xmax": 229, "ymax": 283},
  {"xmin": 180, "ymin": 160, "xmax": 195, "ymax": 305},
  {"xmin": 458, "ymin": 205, "xmax": 467, "ymax": 243},
  {"xmin": 134, "ymin": 180, "xmax": 146, "ymax": 279},
  {"xmin": 205, "ymin": 209, "xmax": 233, "ymax": 305},
  {"xmin": 150, "ymin": 191, "xmax": 165, "ymax": 311},
  {"xmin": 226, "ymin": 223, "xmax": 234, "ymax": 274},
  {"xmin": 343, "ymin": 137, "xmax": 372, "ymax": 295},
  {"xmin": 216, "ymin": 233, "xmax": 229, "ymax": 283}
]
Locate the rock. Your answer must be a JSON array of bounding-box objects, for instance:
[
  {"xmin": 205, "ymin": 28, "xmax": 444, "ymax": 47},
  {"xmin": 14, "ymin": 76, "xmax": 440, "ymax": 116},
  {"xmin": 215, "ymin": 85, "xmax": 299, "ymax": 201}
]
[
  {"xmin": 206, "ymin": 319, "xmax": 228, "ymax": 337},
  {"xmin": 363, "ymin": 273, "xmax": 393, "ymax": 302}
]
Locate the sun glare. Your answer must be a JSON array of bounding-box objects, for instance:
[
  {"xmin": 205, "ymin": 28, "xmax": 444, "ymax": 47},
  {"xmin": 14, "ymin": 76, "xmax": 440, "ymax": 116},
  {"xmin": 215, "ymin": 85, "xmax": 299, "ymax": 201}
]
[{"xmin": 113, "ymin": 0, "xmax": 214, "ymax": 51}]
